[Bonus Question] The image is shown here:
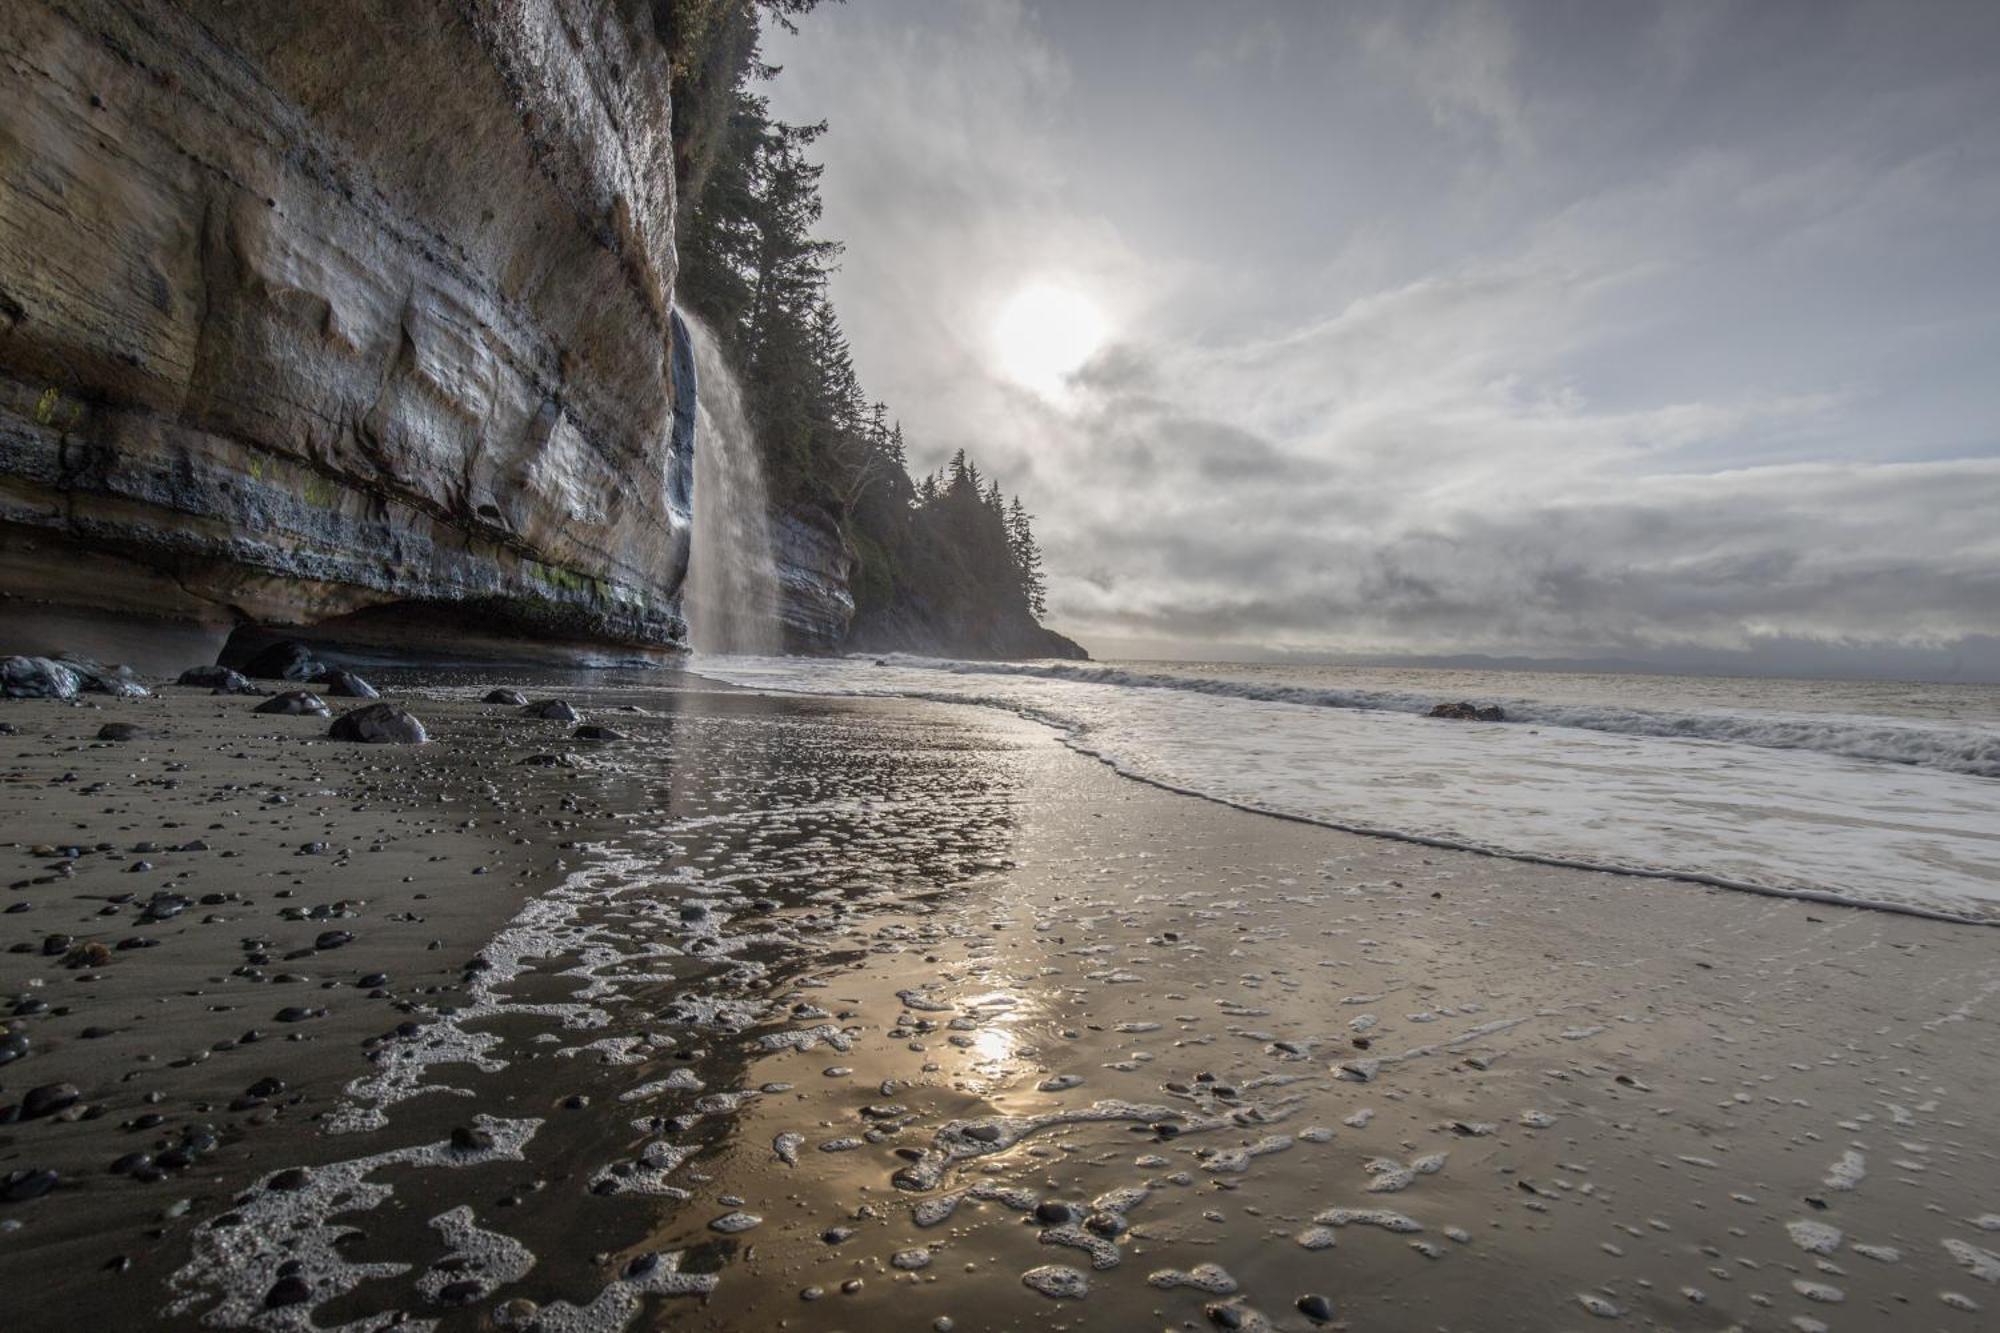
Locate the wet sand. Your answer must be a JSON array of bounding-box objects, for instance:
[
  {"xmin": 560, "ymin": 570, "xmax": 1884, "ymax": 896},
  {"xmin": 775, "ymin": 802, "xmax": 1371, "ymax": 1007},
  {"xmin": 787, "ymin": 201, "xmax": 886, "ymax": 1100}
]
[{"xmin": 1, "ymin": 675, "xmax": 1996, "ymax": 1331}]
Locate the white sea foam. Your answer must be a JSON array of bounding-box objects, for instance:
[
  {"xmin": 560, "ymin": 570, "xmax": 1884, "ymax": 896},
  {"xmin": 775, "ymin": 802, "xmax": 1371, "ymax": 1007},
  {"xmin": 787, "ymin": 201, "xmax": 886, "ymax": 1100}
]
[
  {"xmin": 872, "ymin": 656, "xmax": 2000, "ymax": 777},
  {"xmin": 693, "ymin": 655, "xmax": 2000, "ymax": 922}
]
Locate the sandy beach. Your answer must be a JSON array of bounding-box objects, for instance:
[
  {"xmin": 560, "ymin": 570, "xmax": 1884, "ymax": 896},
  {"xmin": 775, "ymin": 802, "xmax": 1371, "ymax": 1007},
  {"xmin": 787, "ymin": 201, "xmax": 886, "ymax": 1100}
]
[{"xmin": 0, "ymin": 672, "xmax": 1992, "ymax": 1331}]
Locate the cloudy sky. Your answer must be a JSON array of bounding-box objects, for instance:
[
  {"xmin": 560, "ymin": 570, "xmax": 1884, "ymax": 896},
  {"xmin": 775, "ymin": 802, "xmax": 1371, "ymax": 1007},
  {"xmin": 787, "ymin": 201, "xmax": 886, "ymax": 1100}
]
[{"xmin": 762, "ymin": 0, "xmax": 2000, "ymax": 675}]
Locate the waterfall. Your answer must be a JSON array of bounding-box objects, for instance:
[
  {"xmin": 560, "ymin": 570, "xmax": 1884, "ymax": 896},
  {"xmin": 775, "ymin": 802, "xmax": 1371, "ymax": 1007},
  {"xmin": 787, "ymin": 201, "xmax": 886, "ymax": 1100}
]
[{"xmin": 681, "ymin": 312, "xmax": 782, "ymax": 655}]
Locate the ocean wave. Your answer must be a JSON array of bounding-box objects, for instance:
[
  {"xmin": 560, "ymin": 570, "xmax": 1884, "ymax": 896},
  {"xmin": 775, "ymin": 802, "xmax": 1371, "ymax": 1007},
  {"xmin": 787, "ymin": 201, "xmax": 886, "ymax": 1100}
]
[
  {"xmin": 697, "ymin": 653, "xmax": 2000, "ymax": 923},
  {"xmin": 867, "ymin": 656, "xmax": 2000, "ymax": 778}
]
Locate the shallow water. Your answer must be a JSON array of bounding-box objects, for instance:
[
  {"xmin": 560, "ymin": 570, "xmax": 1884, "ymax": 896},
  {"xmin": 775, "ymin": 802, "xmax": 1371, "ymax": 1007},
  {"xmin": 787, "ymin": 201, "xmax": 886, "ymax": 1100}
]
[{"xmin": 694, "ymin": 655, "xmax": 2000, "ymax": 921}]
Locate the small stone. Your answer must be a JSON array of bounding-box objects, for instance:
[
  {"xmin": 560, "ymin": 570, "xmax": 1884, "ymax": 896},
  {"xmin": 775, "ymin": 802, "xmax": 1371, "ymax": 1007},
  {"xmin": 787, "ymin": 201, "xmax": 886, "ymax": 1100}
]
[
  {"xmin": 521, "ymin": 699, "xmax": 580, "ymax": 722},
  {"xmin": 1297, "ymin": 1293, "xmax": 1334, "ymax": 1322},
  {"xmin": 264, "ymin": 1275, "xmax": 311, "ymax": 1309},
  {"xmin": 95, "ymin": 722, "xmax": 144, "ymax": 742},
  {"xmin": 21, "ymin": 1083, "xmax": 80, "ymax": 1119},
  {"xmin": 1, "ymin": 1168, "xmax": 58, "ymax": 1202},
  {"xmin": 449, "ymin": 1126, "xmax": 495, "ymax": 1153},
  {"xmin": 572, "ymin": 724, "xmax": 624, "ymax": 741},
  {"xmin": 483, "ymin": 688, "xmax": 529, "ymax": 706}
]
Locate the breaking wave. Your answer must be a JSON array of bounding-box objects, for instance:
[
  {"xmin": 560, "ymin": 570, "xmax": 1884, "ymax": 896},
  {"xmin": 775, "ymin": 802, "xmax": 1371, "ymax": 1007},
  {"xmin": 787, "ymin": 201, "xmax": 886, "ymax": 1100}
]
[{"xmin": 886, "ymin": 657, "xmax": 2000, "ymax": 778}]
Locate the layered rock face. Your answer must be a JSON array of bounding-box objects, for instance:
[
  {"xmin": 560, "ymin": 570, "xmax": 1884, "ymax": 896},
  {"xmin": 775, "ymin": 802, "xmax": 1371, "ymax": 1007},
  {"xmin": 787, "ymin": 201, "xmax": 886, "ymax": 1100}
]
[
  {"xmin": 773, "ymin": 504, "xmax": 854, "ymax": 653},
  {"xmin": 0, "ymin": 0, "xmax": 693, "ymax": 668}
]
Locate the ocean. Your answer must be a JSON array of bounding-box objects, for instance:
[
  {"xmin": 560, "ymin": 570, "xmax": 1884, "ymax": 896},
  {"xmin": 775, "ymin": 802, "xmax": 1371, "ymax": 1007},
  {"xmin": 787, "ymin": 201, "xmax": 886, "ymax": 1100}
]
[{"xmin": 694, "ymin": 654, "xmax": 2000, "ymax": 923}]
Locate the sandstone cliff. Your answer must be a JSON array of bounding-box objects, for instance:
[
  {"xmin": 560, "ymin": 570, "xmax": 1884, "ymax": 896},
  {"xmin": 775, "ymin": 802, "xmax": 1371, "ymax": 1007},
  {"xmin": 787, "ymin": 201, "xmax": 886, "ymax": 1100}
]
[
  {"xmin": 0, "ymin": 0, "xmax": 693, "ymax": 668},
  {"xmin": 772, "ymin": 503, "xmax": 854, "ymax": 652}
]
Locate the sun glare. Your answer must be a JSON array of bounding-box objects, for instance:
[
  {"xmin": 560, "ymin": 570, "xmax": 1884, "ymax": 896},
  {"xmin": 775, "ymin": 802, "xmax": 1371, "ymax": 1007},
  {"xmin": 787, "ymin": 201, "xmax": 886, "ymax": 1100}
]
[{"xmin": 993, "ymin": 283, "xmax": 1107, "ymax": 397}]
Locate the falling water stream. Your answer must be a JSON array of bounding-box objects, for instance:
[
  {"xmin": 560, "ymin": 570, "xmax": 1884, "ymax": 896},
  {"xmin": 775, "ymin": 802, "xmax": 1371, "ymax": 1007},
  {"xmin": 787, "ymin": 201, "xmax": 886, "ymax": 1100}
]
[{"xmin": 681, "ymin": 312, "xmax": 782, "ymax": 654}]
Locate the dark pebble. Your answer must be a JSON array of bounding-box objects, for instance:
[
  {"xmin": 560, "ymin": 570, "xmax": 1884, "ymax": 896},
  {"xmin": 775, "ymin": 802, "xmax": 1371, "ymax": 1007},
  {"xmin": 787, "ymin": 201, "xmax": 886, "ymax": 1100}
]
[
  {"xmin": 264, "ymin": 1275, "xmax": 311, "ymax": 1309},
  {"xmin": 436, "ymin": 1280, "xmax": 483, "ymax": 1305},
  {"xmin": 1, "ymin": 1168, "xmax": 58, "ymax": 1202},
  {"xmin": 22, "ymin": 1083, "xmax": 80, "ymax": 1119},
  {"xmin": 449, "ymin": 1126, "xmax": 494, "ymax": 1153}
]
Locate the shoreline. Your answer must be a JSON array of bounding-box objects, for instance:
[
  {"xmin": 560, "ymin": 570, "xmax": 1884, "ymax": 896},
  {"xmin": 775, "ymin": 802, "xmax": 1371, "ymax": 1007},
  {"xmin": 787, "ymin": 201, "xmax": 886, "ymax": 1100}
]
[{"xmin": 2, "ymin": 675, "xmax": 1997, "ymax": 1330}]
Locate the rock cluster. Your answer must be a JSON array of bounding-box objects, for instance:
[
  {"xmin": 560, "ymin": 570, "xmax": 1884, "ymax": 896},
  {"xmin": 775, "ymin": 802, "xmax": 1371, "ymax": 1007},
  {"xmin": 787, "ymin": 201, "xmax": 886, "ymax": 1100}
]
[{"xmin": 1427, "ymin": 702, "xmax": 1506, "ymax": 722}]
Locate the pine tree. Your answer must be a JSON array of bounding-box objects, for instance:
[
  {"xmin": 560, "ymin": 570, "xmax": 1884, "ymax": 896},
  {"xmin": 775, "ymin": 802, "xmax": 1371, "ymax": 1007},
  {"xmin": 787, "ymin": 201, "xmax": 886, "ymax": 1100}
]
[{"xmin": 1008, "ymin": 495, "xmax": 1047, "ymax": 619}]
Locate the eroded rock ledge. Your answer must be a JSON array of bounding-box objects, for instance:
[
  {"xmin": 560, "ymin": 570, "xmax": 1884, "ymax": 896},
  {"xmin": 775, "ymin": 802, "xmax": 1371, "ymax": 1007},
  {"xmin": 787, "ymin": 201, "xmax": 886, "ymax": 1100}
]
[{"xmin": 0, "ymin": 0, "xmax": 693, "ymax": 666}]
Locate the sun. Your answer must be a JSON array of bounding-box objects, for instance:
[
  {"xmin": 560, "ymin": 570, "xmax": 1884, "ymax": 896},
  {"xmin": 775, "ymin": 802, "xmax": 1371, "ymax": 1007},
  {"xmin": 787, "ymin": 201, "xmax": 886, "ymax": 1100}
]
[{"xmin": 993, "ymin": 283, "xmax": 1108, "ymax": 397}]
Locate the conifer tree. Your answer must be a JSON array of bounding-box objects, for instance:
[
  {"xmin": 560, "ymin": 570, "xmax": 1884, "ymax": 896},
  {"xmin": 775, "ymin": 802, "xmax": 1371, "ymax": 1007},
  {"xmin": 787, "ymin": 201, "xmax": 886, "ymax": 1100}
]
[{"xmin": 1007, "ymin": 495, "xmax": 1048, "ymax": 618}]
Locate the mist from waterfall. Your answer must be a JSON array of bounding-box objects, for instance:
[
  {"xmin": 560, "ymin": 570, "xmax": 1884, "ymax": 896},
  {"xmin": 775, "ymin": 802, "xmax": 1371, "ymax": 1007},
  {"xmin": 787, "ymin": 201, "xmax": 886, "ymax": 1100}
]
[{"xmin": 682, "ymin": 312, "xmax": 782, "ymax": 655}]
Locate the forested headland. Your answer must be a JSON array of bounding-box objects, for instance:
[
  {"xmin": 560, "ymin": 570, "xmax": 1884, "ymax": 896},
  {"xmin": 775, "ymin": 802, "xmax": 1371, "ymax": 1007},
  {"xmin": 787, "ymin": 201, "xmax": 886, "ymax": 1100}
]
[{"xmin": 665, "ymin": 0, "xmax": 1084, "ymax": 659}]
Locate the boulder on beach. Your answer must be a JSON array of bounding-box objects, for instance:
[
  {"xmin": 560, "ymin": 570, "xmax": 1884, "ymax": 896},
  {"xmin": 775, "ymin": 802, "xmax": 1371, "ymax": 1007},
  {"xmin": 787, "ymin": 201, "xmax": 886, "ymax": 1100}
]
[
  {"xmin": 320, "ymin": 669, "xmax": 380, "ymax": 699},
  {"xmin": 521, "ymin": 699, "xmax": 580, "ymax": 722},
  {"xmin": 328, "ymin": 702, "xmax": 428, "ymax": 744},
  {"xmin": 239, "ymin": 640, "xmax": 324, "ymax": 682},
  {"xmin": 254, "ymin": 691, "xmax": 332, "ymax": 717},
  {"xmin": 484, "ymin": 688, "xmax": 530, "ymax": 706},
  {"xmin": 1427, "ymin": 701, "xmax": 1506, "ymax": 722},
  {"xmin": 177, "ymin": 665, "xmax": 257, "ymax": 694},
  {"xmin": 2, "ymin": 656, "xmax": 81, "ymax": 699},
  {"xmin": 60, "ymin": 660, "xmax": 151, "ymax": 697},
  {"xmin": 95, "ymin": 723, "xmax": 145, "ymax": 742},
  {"xmin": 573, "ymin": 724, "xmax": 625, "ymax": 741}
]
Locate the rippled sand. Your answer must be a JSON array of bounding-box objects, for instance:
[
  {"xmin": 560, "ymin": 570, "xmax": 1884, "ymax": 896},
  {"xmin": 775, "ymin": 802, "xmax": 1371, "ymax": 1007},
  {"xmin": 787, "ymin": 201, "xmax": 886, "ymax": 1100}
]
[{"xmin": 1, "ymin": 678, "xmax": 1996, "ymax": 1331}]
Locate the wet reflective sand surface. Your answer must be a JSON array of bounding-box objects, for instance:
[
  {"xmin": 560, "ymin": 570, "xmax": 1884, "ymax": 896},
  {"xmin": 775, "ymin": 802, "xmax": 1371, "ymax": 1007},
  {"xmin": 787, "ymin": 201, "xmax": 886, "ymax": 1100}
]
[{"xmin": 2, "ymin": 679, "xmax": 1997, "ymax": 1331}]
